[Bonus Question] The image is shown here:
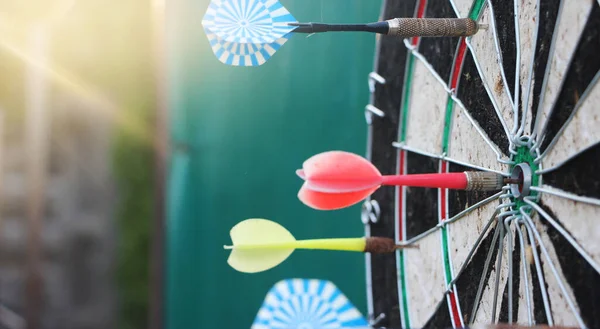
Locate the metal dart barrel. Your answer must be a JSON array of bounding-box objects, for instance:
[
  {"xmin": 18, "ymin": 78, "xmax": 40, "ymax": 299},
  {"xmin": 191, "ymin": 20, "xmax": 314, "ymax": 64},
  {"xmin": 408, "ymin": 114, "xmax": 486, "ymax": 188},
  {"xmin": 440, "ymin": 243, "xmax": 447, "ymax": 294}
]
[
  {"xmin": 386, "ymin": 17, "xmax": 479, "ymax": 37},
  {"xmin": 464, "ymin": 171, "xmax": 508, "ymax": 191}
]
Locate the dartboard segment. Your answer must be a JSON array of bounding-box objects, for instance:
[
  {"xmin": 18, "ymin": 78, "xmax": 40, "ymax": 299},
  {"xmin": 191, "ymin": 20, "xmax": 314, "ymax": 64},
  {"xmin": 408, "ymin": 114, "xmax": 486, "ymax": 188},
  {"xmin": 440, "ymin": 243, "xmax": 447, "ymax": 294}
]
[
  {"xmin": 489, "ymin": 0, "xmax": 518, "ymax": 108},
  {"xmin": 542, "ymin": 143, "xmax": 600, "ymax": 200},
  {"xmin": 452, "ymin": 219, "xmax": 502, "ymax": 321},
  {"xmin": 447, "ymin": 196, "xmax": 498, "ymax": 276},
  {"xmin": 403, "ymin": 59, "xmax": 447, "ymax": 156},
  {"xmin": 529, "ymin": 213, "xmax": 585, "ymax": 327},
  {"xmin": 527, "ymin": 0, "xmax": 561, "ymax": 135},
  {"xmin": 465, "ymin": 5, "xmax": 515, "ymax": 140},
  {"xmin": 534, "ymin": 203, "xmax": 600, "ymax": 328},
  {"xmin": 534, "ymin": 0, "xmax": 598, "ymax": 142},
  {"xmin": 402, "ymin": 233, "xmax": 447, "ymax": 328},
  {"xmin": 514, "ymin": 225, "xmax": 536, "ymax": 326},
  {"xmin": 458, "ymin": 42, "xmax": 511, "ymax": 156},
  {"xmin": 446, "ymin": 163, "xmax": 502, "ymax": 276},
  {"xmin": 516, "ymin": 0, "xmax": 540, "ymax": 136},
  {"xmin": 538, "ymin": 192, "xmax": 600, "ymax": 268},
  {"xmin": 469, "ymin": 225, "xmax": 511, "ymax": 324},
  {"xmin": 448, "ymin": 90, "xmax": 509, "ymax": 172},
  {"xmin": 404, "ymin": 154, "xmax": 439, "ymax": 239},
  {"xmin": 498, "ymin": 229, "xmax": 522, "ymax": 324},
  {"xmin": 540, "ymin": 72, "xmax": 600, "ymax": 171}
]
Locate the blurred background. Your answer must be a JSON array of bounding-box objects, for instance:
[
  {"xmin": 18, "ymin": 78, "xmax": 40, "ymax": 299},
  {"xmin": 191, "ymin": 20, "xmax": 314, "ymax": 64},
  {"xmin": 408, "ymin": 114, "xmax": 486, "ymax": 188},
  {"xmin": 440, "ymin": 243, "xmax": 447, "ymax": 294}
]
[{"xmin": 0, "ymin": 0, "xmax": 381, "ymax": 328}]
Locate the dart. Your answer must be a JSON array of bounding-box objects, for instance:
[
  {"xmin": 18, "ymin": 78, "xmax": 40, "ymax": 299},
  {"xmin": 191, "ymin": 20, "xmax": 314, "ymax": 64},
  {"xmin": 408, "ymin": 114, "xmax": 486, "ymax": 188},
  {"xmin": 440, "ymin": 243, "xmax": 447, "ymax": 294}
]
[
  {"xmin": 224, "ymin": 218, "xmax": 417, "ymax": 273},
  {"xmin": 201, "ymin": 0, "xmax": 482, "ymax": 66},
  {"xmin": 297, "ymin": 151, "xmax": 514, "ymax": 210}
]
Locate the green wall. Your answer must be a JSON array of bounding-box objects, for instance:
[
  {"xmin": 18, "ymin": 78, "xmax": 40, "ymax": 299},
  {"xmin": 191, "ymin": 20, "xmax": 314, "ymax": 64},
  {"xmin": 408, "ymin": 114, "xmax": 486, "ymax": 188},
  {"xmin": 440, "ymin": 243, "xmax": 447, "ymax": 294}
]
[{"xmin": 166, "ymin": 1, "xmax": 382, "ymax": 328}]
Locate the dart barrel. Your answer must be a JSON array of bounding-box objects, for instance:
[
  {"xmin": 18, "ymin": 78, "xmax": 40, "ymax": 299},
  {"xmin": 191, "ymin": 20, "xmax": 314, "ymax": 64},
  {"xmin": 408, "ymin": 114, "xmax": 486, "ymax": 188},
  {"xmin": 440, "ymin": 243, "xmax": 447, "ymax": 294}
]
[
  {"xmin": 464, "ymin": 171, "xmax": 505, "ymax": 191},
  {"xmin": 386, "ymin": 18, "xmax": 479, "ymax": 37}
]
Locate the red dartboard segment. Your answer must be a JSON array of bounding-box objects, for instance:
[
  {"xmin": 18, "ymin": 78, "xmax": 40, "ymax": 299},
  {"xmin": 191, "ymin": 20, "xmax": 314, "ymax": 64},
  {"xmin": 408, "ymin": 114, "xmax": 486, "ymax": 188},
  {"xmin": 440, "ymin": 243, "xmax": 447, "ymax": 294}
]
[{"xmin": 451, "ymin": 39, "xmax": 468, "ymax": 89}]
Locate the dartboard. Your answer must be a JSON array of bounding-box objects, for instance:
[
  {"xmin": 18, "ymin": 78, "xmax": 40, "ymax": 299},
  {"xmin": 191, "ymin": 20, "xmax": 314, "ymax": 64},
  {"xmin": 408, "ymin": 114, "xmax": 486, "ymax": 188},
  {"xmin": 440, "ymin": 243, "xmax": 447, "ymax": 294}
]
[{"xmin": 362, "ymin": 0, "xmax": 600, "ymax": 328}]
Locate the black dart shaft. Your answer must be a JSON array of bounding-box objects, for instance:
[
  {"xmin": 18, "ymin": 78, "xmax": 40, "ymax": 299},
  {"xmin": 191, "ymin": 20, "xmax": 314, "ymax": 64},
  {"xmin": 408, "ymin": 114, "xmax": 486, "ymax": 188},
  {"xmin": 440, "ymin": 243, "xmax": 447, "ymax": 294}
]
[
  {"xmin": 288, "ymin": 21, "xmax": 389, "ymax": 34},
  {"xmin": 288, "ymin": 17, "xmax": 479, "ymax": 37}
]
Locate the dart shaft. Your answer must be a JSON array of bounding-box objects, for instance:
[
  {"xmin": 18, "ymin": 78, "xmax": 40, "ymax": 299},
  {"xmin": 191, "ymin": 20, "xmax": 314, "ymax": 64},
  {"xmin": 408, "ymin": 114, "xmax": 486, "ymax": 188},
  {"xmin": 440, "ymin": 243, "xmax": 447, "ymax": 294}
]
[
  {"xmin": 289, "ymin": 21, "xmax": 389, "ymax": 34},
  {"xmin": 289, "ymin": 18, "xmax": 479, "ymax": 37},
  {"xmin": 381, "ymin": 172, "xmax": 468, "ymax": 189},
  {"xmin": 381, "ymin": 172, "xmax": 504, "ymax": 191},
  {"xmin": 229, "ymin": 238, "xmax": 366, "ymax": 252}
]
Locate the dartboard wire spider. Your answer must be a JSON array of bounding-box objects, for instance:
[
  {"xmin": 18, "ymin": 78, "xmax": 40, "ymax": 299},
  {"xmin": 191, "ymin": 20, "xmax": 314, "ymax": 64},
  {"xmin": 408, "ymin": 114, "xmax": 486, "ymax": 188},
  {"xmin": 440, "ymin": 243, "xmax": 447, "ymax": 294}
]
[{"xmin": 401, "ymin": 38, "xmax": 515, "ymax": 165}]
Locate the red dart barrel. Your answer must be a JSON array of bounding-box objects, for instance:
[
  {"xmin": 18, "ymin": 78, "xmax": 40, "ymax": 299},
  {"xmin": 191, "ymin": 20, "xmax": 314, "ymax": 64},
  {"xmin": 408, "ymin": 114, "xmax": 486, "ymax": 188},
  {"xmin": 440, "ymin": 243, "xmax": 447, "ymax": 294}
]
[{"xmin": 381, "ymin": 172, "xmax": 468, "ymax": 189}]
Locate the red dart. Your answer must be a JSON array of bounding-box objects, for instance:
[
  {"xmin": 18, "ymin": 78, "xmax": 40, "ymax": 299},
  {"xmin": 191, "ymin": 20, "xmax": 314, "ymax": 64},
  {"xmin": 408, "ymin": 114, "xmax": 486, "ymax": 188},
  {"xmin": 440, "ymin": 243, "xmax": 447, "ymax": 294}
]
[{"xmin": 297, "ymin": 151, "xmax": 507, "ymax": 210}]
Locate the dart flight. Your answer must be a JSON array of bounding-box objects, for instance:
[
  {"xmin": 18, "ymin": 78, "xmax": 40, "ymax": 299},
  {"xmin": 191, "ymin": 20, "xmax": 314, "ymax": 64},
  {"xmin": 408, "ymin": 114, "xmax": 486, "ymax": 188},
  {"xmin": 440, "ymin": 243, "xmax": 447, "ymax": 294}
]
[
  {"xmin": 224, "ymin": 218, "xmax": 416, "ymax": 273},
  {"xmin": 252, "ymin": 279, "xmax": 370, "ymax": 329}
]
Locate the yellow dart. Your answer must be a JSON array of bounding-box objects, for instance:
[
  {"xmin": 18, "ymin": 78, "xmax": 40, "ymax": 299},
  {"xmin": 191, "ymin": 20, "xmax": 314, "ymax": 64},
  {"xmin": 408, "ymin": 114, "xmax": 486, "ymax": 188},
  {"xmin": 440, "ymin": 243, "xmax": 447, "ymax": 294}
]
[{"xmin": 224, "ymin": 218, "xmax": 418, "ymax": 273}]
